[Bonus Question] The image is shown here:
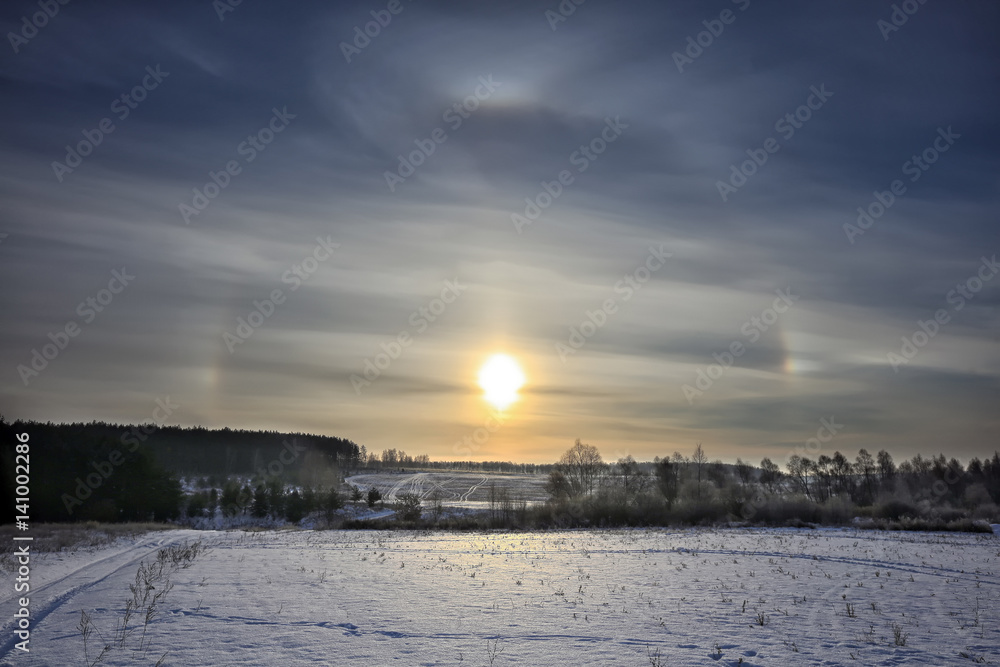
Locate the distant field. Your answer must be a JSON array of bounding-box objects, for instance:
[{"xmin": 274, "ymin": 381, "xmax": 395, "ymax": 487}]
[{"xmin": 345, "ymin": 471, "xmax": 550, "ymax": 507}]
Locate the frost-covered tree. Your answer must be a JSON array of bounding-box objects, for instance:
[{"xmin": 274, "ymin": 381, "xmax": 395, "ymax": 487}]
[
  {"xmin": 855, "ymin": 449, "xmax": 878, "ymax": 505},
  {"xmin": 691, "ymin": 443, "xmax": 707, "ymax": 500},
  {"xmin": 759, "ymin": 458, "xmax": 783, "ymax": 495},
  {"xmin": 616, "ymin": 455, "xmax": 648, "ymax": 503},
  {"xmin": 786, "ymin": 455, "xmax": 813, "ymax": 499},
  {"xmin": 655, "ymin": 458, "xmax": 679, "ymax": 508},
  {"xmin": 877, "ymin": 450, "xmax": 895, "ymax": 486}
]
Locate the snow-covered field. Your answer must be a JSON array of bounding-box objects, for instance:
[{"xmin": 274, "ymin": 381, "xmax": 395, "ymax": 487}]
[
  {"xmin": 346, "ymin": 471, "xmax": 550, "ymax": 509},
  {"xmin": 2, "ymin": 527, "xmax": 998, "ymax": 666}
]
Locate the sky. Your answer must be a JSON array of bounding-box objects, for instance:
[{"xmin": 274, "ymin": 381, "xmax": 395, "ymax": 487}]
[{"xmin": 1, "ymin": 0, "xmax": 998, "ymax": 466}]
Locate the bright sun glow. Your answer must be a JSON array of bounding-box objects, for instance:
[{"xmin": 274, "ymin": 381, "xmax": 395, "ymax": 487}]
[{"xmin": 478, "ymin": 354, "xmax": 525, "ymax": 410}]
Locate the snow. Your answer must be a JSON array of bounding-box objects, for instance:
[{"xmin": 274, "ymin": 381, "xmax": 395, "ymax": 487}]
[
  {"xmin": 1, "ymin": 527, "xmax": 997, "ymax": 665},
  {"xmin": 346, "ymin": 471, "xmax": 550, "ymax": 509}
]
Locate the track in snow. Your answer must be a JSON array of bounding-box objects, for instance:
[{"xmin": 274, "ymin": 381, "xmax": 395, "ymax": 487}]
[{"xmin": 0, "ymin": 530, "xmax": 213, "ymax": 661}]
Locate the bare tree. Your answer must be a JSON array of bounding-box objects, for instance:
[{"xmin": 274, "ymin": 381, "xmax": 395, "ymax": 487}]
[
  {"xmin": 813, "ymin": 455, "xmax": 833, "ymax": 502},
  {"xmin": 735, "ymin": 458, "xmax": 754, "ymax": 489},
  {"xmin": 557, "ymin": 439, "xmax": 604, "ymax": 496},
  {"xmin": 855, "ymin": 449, "xmax": 878, "ymax": 504},
  {"xmin": 707, "ymin": 459, "xmax": 728, "ymax": 487},
  {"xmin": 786, "ymin": 455, "xmax": 813, "ymax": 499},
  {"xmin": 545, "ymin": 469, "xmax": 572, "ymax": 500},
  {"xmin": 692, "ymin": 443, "xmax": 707, "ymax": 500},
  {"xmin": 877, "ymin": 449, "xmax": 895, "ymax": 487},
  {"xmin": 616, "ymin": 455, "xmax": 648, "ymax": 504},
  {"xmin": 759, "ymin": 457, "xmax": 783, "ymax": 494},
  {"xmin": 655, "ymin": 458, "xmax": 679, "ymax": 508},
  {"xmin": 830, "ymin": 451, "xmax": 853, "ymax": 498}
]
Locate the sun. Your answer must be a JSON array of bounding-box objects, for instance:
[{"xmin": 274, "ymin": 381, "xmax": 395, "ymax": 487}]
[{"xmin": 478, "ymin": 354, "xmax": 525, "ymax": 411}]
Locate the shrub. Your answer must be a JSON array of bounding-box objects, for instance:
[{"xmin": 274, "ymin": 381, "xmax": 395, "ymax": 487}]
[
  {"xmin": 82, "ymin": 498, "xmax": 120, "ymax": 523},
  {"xmin": 819, "ymin": 497, "xmax": 854, "ymax": 525},
  {"xmin": 863, "ymin": 517, "xmax": 993, "ymax": 533},
  {"xmin": 971, "ymin": 502, "xmax": 999, "ymax": 522},
  {"xmin": 395, "ymin": 493, "xmax": 422, "ymax": 522},
  {"xmin": 874, "ymin": 498, "xmax": 917, "ymax": 521},
  {"xmin": 584, "ymin": 494, "xmax": 635, "ymax": 527},
  {"xmin": 185, "ymin": 491, "xmax": 213, "ymax": 518},
  {"xmin": 674, "ymin": 499, "xmax": 729, "ymax": 525},
  {"xmin": 934, "ymin": 507, "xmax": 966, "ymax": 522},
  {"xmin": 744, "ymin": 496, "xmax": 819, "ymax": 525}
]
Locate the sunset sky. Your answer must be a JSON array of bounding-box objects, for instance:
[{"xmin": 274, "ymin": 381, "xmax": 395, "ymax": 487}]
[{"xmin": 1, "ymin": 0, "xmax": 998, "ymax": 465}]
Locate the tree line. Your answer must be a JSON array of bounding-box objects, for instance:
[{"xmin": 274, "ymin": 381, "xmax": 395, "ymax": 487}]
[
  {"xmin": 5, "ymin": 411, "xmax": 997, "ymax": 530},
  {"xmin": 0, "ymin": 417, "xmax": 358, "ymax": 523},
  {"xmin": 0, "ymin": 418, "xmax": 181, "ymax": 523},
  {"xmin": 539, "ymin": 439, "xmax": 1000, "ymax": 530},
  {"xmin": 1, "ymin": 418, "xmax": 360, "ymax": 476}
]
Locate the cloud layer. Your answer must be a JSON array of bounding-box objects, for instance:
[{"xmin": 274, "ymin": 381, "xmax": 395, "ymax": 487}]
[{"xmin": 1, "ymin": 0, "xmax": 998, "ymax": 463}]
